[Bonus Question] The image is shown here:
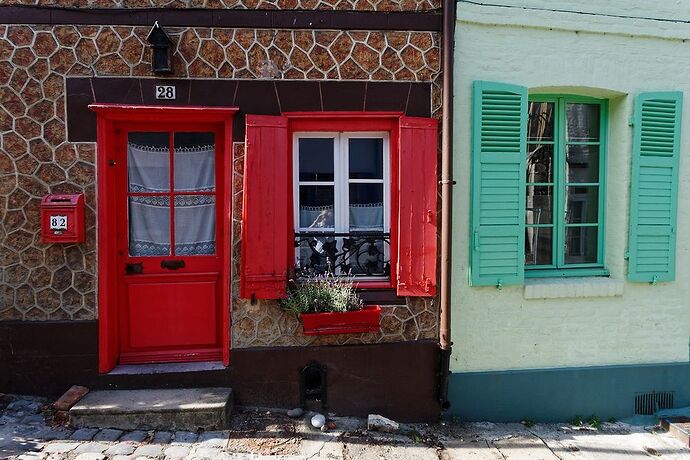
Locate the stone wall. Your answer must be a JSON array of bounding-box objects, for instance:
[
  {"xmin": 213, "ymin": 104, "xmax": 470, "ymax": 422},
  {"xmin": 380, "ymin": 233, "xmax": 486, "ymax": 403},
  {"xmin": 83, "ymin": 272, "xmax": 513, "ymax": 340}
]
[
  {"xmin": 0, "ymin": 21, "xmax": 441, "ymax": 348},
  {"xmin": 1, "ymin": 0, "xmax": 440, "ymax": 11}
]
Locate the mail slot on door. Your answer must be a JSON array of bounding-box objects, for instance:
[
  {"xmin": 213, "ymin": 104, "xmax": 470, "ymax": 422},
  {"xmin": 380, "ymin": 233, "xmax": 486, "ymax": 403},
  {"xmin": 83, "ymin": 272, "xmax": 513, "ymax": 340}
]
[{"xmin": 40, "ymin": 194, "xmax": 85, "ymax": 243}]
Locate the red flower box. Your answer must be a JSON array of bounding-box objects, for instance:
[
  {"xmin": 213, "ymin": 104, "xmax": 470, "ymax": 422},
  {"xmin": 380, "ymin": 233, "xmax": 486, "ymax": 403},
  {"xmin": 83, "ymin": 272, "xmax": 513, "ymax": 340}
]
[{"xmin": 300, "ymin": 305, "xmax": 382, "ymax": 336}]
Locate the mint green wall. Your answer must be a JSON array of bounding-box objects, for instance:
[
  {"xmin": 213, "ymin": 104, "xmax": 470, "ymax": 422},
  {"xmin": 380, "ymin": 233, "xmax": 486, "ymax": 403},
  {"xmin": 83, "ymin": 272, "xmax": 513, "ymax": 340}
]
[{"xmin": 451, "ymin": 1, "xmax": 690, "ymax": 373}]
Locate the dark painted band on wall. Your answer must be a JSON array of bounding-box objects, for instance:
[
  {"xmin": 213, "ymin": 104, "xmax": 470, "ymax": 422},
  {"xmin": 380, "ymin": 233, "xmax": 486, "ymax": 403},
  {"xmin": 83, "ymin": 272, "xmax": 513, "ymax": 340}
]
[
  {"xmin": 447, "ymin": 362, "xmax": 690, "ymax": 422},
  {"xmin": 66, "ymin": 77, "xmax": 432, "ymax": 142},
  {"xmin": 0, "ymin": 320, "xmax": 441, "ymax": 421},
  {"xmin": 0, "ymin": 6, "xmax": 442, "ymax": 31}
]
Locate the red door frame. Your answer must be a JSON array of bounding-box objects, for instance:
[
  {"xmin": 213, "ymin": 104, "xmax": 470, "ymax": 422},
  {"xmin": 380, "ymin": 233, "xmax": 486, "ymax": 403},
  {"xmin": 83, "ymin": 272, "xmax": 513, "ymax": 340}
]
[{"xmin": 90, "ymin": 104, "xmax": 238, "ymax": 373}]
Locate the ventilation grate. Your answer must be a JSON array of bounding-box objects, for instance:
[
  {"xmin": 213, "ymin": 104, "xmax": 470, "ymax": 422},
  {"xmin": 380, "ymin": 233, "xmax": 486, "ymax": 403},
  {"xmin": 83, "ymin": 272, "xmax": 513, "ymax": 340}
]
[{"xmin": 634, "ymin": 391, "xmax": 674, "ymax": 415}]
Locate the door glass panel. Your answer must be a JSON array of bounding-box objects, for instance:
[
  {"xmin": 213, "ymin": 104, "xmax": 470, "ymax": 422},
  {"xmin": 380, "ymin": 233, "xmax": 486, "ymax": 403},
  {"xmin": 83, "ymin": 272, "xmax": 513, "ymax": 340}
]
[
  {"xmin": 527, "ymin": 102, "xmax": 555, "ymax": 142},
  {"xmin": 174, "ymin": 195, "xmax": 215, "ymax": 255},
  {"xmin": 129, "ymin": 195, "xmax": 170, "ymax": 256},
  {"xmin": 127, "ymin": 132, "xmax": 170, "ymax": 192},
  {"xmin": 525, "ymin": 227, "xmax": 552, "ymax": 266},
  {"xmin": 565, "ymin": 226, "xmax": 598, "ymax": 264},
  {"xmin": 566, "ymin": 145, "xmax": 599, "ymax": 183},
  {"xmin": 299, "ymin": 185, "xmax": 334, "ymax": 229},
  {"xmin": 299, "ymin": 138, "xmax": 334, "ymax": 182},
  {"xmin": 566, "ymin": 103, "xmax": 600, "ymax": 142},
  {"xmin": 173, "ymin": 132, "xmax": 216, "ymax": 192},
  {"xmin": 349, "ymin": 138, "xmax": 383, "ymax": 179},
  {"xmin": 349, "ymin": 183, "xmax": 383, "ymax": 230},
  {"xmin": 566, "ymin": 186, "xmax": 598, "ymax": 224},
  {"xmin": 527, "ymin": 144, "xmax": 554, "ymax": 184}
]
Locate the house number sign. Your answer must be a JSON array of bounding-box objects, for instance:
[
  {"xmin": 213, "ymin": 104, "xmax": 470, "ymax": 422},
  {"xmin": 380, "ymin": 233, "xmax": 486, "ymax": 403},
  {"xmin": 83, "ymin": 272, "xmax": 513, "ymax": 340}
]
[
  {"xmin": 155, "ymin": 86, "xmax": 176, "ymax": 100},
  {"xmin": 49, "ymin": 215, "xmax": 68, "ymax": 231}
]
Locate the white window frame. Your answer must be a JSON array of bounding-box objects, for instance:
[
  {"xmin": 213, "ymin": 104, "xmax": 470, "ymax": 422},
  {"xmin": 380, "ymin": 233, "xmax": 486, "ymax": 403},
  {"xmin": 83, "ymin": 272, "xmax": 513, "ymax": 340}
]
[{"xmin": 292, "ymin": 131, "xmax": 391, "ymax": 279}]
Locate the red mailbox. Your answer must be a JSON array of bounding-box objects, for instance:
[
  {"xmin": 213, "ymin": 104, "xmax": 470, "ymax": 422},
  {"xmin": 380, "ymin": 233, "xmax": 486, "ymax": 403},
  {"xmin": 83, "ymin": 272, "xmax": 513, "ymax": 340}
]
[{"xmin": 40, "ymin": 194, "xmax": 85, "ymax": 243}]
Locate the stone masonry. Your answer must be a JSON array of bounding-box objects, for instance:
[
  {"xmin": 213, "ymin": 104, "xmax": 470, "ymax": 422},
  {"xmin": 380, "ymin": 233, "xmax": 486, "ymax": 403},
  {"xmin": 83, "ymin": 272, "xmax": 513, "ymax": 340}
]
[
  {"xmin": 1, "ymin": 0, "xmax": 440, "ymax": 11},
  {"xmin": 0, "ymin": 20, "xmax": 441, "ymax": 347}
]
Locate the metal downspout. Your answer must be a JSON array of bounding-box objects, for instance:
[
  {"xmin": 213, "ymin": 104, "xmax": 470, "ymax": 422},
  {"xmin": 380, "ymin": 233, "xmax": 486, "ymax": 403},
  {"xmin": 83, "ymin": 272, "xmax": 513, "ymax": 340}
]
[{"xmin": 438, "ymin": 0, "xmax": 455, "ymax": 412}]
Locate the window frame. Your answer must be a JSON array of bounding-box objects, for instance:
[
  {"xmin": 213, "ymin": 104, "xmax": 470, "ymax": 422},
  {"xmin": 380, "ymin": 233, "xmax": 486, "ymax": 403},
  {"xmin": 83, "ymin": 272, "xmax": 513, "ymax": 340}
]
[
  {"xmin": 292, "ymin": 131, "xmax": 391, "ymax": 281},
  {"xmin": 286, "ymin": 114, "xmax": 401, "ymax": 289},
  {"xmin": 525, "ymin": 94, "xmax": 609, "ymax": 278}
]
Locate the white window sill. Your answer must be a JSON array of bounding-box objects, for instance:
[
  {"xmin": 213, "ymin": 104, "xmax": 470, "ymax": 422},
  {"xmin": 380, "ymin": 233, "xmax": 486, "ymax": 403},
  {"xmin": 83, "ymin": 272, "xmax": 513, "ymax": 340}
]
[{"xmin": 524, "ymin": 277, "xmax": 624, "ymax": 300}]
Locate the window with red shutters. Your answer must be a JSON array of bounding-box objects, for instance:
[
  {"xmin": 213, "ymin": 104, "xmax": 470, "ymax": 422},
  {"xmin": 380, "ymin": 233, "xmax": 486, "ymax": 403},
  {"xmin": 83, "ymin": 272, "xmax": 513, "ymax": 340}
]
[{"xmin": 240, "ymin": 113, "xmax": 437, "ymax": 300}]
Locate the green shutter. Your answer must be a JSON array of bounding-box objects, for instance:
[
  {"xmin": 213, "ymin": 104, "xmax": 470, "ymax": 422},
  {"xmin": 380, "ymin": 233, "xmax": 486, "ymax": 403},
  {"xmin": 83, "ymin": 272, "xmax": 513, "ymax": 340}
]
[
  {"xmin": 470, "ymin": 81, "xmax": 528, "ymax": 286},
  {"xmin": 628, "ymin": 92, "xmax": 683, "ymax": 283}
]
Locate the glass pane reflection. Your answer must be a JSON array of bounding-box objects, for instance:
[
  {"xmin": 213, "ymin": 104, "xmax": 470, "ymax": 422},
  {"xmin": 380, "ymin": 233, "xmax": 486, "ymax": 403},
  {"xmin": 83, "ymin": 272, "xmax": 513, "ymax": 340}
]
[{"xmin": 565, "ymin": 226, "xmax": 598, "ymax": 264}]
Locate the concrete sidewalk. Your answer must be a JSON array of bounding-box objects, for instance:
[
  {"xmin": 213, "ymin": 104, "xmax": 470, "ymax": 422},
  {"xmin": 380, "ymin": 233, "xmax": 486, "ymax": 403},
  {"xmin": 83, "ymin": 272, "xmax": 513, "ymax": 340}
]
[{"xmin": 1, "ymin": 394, "xmax": 689, "ymax": 459}]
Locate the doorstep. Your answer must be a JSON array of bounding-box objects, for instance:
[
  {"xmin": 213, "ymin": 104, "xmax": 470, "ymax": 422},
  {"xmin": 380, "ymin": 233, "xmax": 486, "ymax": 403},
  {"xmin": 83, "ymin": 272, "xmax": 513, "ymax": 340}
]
[
  {"xmin": 69, "ymin": 387, "xmax": 233, "ymax": 431},
  {"xmin": 107, "ymin": 361, "xmax": 226, "ymax": 375}
]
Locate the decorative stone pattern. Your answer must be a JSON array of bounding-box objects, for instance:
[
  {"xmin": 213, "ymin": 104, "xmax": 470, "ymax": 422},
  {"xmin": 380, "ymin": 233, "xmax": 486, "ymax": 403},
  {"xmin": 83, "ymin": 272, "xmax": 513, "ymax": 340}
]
[
  {"xmin": 0, "ymin": 0, "xmax": 440, "ymax": 11},
  {"xmin": 0, "ymin": 23, "xmax": 440, "ymax": 348}
]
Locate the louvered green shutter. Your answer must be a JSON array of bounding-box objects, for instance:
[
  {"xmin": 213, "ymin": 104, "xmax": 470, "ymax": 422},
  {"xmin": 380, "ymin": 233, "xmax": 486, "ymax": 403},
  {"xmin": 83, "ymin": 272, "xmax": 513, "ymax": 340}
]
[
  {"xmin": 628, "ymin": 92, "xmax": 683, "ymax": 282},
  {"xmin": 470, "ymin": 81, "xmax": 528, "ymax": 286}
]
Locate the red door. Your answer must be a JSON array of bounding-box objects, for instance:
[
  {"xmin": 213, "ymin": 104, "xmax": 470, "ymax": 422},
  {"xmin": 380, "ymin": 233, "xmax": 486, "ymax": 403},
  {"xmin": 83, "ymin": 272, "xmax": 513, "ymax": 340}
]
[{"xmin": 114, "ymin": 123, "xmax": 226, "ymax": 364}]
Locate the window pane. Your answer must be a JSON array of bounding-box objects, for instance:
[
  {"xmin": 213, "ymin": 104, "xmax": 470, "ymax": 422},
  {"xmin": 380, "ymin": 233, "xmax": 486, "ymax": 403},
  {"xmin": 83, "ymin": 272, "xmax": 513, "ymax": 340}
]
[
  {"xmin": 349, "ymin": 138, "xmax": 383, "ymax": 179},
  {"xmin": 527, "ymin": 102, "xmax": 555, "ymax": 142},
  {"xmin": 527, "ymin": 144, "xmax": 554, "ymax": 184},
  {"xmin": 299, "ymin": 185, "xmax": 334, "ymax": 229},
  {"xmin": 129, "ymin": 195, "xmax": 170, "ymax": 256},
  {"xmin": 565, "ymin": 226, "xmax": 598, "ymax": 264},
  {"xmin": 299, "ymin": 138, "xmax": 334, "ymax": 182},
  {"xmin": 525, "ymin": 227, "xmax": 552, "ymax": 266},
  {"xmin": 566, "ymin": 145, "xmax": 599, "ymax": 183},
  {"xmin": 343, "ymin": 235, "xmax": 388, "ymax": 276},
  {"xmin": 174, "ymin": 132, "xmax": 215, "ymax": 192},
  {"xmin": 128, "ymin": 132, "xmax": 169, "ymax": 192},
  {"xmin": 566, "ymin": 186, "xmax": 598, "ymax": 224},
  {"xmin": 526, "ymin": 185, "xmax": 553, "ymax": 224},
  {"xmin": 349, "ymin": 183, "xmax": 384, "ymax": 230},
  {"xmin": 566, "ymin": 103, "xmax": 600, "ymax": 142},
  {"xmin": 174, "ymin": 195, "xmax": 215, "ymax": 255},
  {"xmin": 296, "ymin": 234, "xmax": 337, "ymax": 275}
]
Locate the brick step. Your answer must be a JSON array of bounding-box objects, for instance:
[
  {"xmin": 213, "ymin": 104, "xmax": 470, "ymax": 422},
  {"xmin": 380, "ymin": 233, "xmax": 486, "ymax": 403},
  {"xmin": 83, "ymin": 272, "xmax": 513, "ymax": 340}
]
[
  {"xmin": 69, "ymin": 387, "xmax": 233, "ymax": 431},
  {"xmin": 660, "ymin": 416, "xmax": 690, "ymax": 447}
]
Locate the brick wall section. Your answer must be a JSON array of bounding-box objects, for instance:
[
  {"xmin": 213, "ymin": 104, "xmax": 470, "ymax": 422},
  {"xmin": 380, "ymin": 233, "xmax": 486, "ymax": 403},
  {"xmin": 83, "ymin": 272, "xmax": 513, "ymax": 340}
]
[
  {"xmin": 0, "ymin": 0, "xmax": 440, "ymax": 11},
  {"xmin": 0, "ymin": 23, "xmax": 441, "ymax": 348}
]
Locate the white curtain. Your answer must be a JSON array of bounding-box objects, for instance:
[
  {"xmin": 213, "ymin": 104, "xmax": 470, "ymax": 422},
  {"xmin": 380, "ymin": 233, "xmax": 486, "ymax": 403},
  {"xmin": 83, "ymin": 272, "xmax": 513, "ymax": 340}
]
[
  {"xmin": 299, "ymin": 203, "xmax": 383, "ymax": 230},
  {"xmin": 301, "ymin": 205, "xmax": 334, "ymax": 229},
  {"xmin": 350, "ymin": 203, "xmax": 383, "ymax": 231},
  {"xmin": 128, "ymin": 142, "xmax": 216, "ymax": 256},
  {"xmin": 127, "ymin": 143, "xmax": 169, "ymax": 192}
]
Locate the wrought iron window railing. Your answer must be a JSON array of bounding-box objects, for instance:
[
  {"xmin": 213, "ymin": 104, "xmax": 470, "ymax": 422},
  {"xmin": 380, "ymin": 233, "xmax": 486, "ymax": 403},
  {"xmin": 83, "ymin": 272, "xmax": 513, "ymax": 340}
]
[{"xmin": 294, "ymin": 232, "xmax": 391, "ymax": 279}]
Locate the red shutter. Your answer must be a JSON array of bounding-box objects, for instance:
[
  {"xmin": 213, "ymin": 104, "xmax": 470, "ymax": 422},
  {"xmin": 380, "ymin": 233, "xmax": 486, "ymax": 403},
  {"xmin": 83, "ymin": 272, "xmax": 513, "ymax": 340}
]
[
  {"xmin": 397, "ymin": 117, "xmax": 438, "ymax": 297},
  {"xmin": 240, "ymin": 115, "xmax": 289, "ymax": 299}
]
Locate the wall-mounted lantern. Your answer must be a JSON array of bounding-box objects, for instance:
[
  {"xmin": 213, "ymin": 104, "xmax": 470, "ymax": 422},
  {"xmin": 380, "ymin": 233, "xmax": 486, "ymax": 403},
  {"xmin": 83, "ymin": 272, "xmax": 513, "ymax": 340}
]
[{"xmin": 147, "ymin": 21, "xmax": 173, "ymax": 74}]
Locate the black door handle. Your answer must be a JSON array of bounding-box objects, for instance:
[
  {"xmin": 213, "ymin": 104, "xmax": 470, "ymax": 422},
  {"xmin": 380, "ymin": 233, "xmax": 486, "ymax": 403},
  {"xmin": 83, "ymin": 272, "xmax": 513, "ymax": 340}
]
[
  {"xmin": 161, "ymin": 259, "xmax": 185, "ymax": 270},
  {"xmin": 126, "ymin": 263, "xmax": 144, "ymax": 274}
]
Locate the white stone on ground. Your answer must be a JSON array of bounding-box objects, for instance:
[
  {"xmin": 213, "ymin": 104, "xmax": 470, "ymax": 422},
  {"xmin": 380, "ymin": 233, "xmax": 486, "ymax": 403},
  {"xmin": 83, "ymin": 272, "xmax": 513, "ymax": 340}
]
[{"xmin": 311, "ymin": 414, "xmax": 326, "ymax": 429}]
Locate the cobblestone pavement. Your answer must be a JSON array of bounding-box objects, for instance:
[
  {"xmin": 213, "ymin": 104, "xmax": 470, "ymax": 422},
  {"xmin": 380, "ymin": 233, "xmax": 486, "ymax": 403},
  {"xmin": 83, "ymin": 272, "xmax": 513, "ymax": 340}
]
[{"xmin": 1, "ymin": 394, "xmax": 689, "ymax": 459}]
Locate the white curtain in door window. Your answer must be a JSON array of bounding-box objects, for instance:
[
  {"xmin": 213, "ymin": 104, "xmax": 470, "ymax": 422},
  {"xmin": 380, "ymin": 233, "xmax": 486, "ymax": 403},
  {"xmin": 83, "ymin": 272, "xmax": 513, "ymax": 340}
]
[
  {"xmin": 175, "ymin": 195, "xmax": 216, "ymax": 255},
  {"xmin": 128, "ymin": 143, "xmax": 169, "ymax": 192},
  {"xmin": 128, "ymin": 142, "xmax": 216, "ymax": 256},
  {"xmin": 174, "ymin": 145, "xmax": 215, "ymax": 192},
  {"xmin": 129, "ymin": 195, "xmax": 171, "ymax": 256},
  {"xmin": 349, "ymin": 203, "xmax": 383, "ymax": 231}
]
